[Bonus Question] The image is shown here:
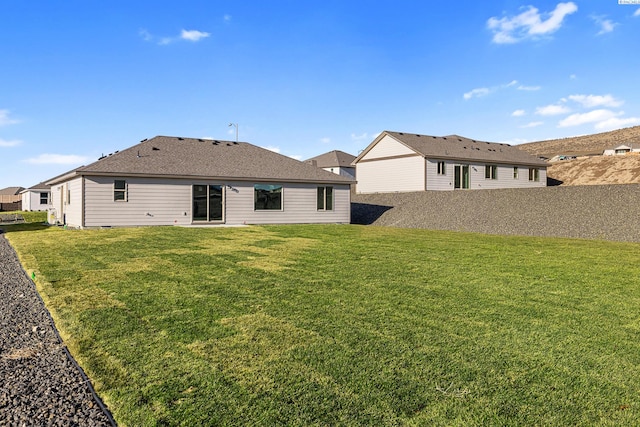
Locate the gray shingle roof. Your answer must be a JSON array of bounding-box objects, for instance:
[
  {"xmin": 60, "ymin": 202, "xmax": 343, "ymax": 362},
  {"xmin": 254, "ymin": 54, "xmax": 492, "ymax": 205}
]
[
  {"xmin": 0, "ymin": 186, "xmax": 25, "ymax": 196},
  {"xmin": 23, "ymin": 181, "xmax": 51, "ymax": 192},
  {"xmin": 62, "ymin": 136, "xmax": 354, "ymax": 184},
  {"xmin": 305, "ymin": 150, "xmax": 356, "ymax": 168},
  {"xmin": 358, "ymin": 131, "xmax": 547, "ymax": 167}
]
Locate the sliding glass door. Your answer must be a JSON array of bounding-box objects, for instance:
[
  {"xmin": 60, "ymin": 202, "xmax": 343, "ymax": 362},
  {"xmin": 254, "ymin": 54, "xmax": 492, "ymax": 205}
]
[{"xmin": 192, "ymin": 185, "xmax": 224, "ymax": 222}]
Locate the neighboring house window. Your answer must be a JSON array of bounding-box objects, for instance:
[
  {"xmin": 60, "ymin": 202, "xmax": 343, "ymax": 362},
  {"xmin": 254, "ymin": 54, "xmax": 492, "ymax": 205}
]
[
  {"xmin": 437, "ymin": 161, "xmax": 446, "ymax": 175},
  {"xmin": 513, "ymin": 167, "xmax": 519, "ymax": 179},
  {"xmin": 529, "ymin": 168, "xmax": 540, "ymax": 182},
  {"xmin": 40, "ymin": 192, "xmax": 49, "ymax": 205},
  {"xmin": 485, "ymin": 165, "xmax": 498, "ymax": 180},
  {"xmin": 114, "ymin": 180, "xmax": 127, "ymax": 201},
  {"xmin": 317, "ymin": 186, "xmax": 333, "ymax": 211},
  {"xmin": 254, "ymin": 184, "xmax": 282, "ymax": 210}
]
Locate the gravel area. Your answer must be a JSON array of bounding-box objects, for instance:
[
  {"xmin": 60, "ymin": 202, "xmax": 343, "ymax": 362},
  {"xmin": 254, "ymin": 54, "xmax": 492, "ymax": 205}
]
[
  {"xmin": 352, "ymin": 184, "xmax": 640, "ymax": 242},
  {"xmin": 0, "ymin": 234, "xmax": 115, "ymax": 426}
]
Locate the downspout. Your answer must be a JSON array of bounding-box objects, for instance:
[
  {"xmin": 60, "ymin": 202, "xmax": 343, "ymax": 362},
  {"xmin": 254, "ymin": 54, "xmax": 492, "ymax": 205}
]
[{"xmin": 424, "ymin": 157, "xmax": 428, "ymax": 191}]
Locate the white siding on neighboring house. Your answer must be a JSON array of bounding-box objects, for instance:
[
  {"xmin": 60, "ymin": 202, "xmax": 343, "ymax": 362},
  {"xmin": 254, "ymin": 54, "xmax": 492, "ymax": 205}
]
[
  {"xmin": 426, "ymin": 159, "xmax": 453, "ymax": 191},
  {"xmin": 49, "ymin": 178, "xmax": 82, "ymax": 226},
  {"xmin": 323, "ymin": 167, "xmax": 355, "ymax": 179},
  {"xmin": 21, "ymin": 191, "xmax": 51, "ymax": 211},
  {"xmin": 80, "ymin": 177, "xmax": 351, "ymax": 227},
  {"xmin": 356, "ymin": 156, "xmax": 424, "ymax": 193},
  {"xmin": 363, "ymin": 134, "xmax": 415, "ymax": 159}
]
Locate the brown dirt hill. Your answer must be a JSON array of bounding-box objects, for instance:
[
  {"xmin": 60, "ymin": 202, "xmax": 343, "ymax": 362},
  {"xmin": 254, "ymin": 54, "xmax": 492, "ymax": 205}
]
[
  {"xmin": 548, "ymin": 155, "xmax": 640, "ymax": 186},
  {"xmin": 517, "ymin": 125, "xmax": 640, "ymax": 158},
  {"xmin": 516, "ymin": 126, "xmax": 640, "ymax": 186}
]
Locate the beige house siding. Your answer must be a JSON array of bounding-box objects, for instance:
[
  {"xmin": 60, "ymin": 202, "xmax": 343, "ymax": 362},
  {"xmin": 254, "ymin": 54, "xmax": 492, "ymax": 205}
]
[
  {"xmin": 356, "ymin": 156, "xmax": 424, "ymax": 193},
  {"xmin": 425, "ymin": 160, "xmax": 547, "ymax": 191},
  {"xmin": 84, "ymin": 177, "xmax": 192, "ymax": 227},
  {"xmin": 79, "ymin": 177, "xmax": 351, "ymax": 227},
  {"xmin": 362, "ymin": 134, "xmax": 415, "ymax": 159}
]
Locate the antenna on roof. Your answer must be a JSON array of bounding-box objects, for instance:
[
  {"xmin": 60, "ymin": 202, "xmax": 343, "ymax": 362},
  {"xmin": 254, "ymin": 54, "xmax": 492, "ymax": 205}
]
[{"xmin": 228, "ymin": 123, "xmax": 238, "ymax": 143}]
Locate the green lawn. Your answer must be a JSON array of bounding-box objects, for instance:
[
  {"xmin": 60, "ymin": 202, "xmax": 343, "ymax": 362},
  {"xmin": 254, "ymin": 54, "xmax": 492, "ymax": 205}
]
[
  {"xmin": 1, "ymin": 210, "xmax": 47, "ymax": 223},
  {"xmin": 5, "ymin": 224, "xmax": 640, "ymax": 426}
]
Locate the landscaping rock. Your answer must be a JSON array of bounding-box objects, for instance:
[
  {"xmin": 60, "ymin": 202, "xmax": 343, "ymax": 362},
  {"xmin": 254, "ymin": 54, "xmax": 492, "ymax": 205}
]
[
  {"xmin": 0, "ymin": 235, "xmax": 115, "ymax": 426},
  {"xmin": 352, "ymin": 184, "xmax": 640, "ymax": 242}
]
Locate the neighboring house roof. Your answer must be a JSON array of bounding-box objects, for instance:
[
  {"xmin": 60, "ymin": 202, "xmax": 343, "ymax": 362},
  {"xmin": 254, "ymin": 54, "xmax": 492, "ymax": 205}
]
[
  {"xmin": 20, "ymin": 182, "xmax": 51, "ymax": 193},
  {"xmin": 48, "ymin": 136, "xmax": 354, "ymax": 185},
  {"xmin": 605, "ymin": 144, "xmax": 632, "ymax": 151},
  {"xmin": 305, "ymin": 150, "xmax": 356, "ymax": 168},
  {"xmin": 355, "ymin": 131, "xmax": 548, "ymax": 167},
  {"xmin": 0, "ymin": 186, "xmax": 25, "ymax": 195}
]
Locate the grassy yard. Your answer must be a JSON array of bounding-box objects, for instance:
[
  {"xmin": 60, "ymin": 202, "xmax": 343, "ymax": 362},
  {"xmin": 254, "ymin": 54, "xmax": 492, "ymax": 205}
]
[
  {"xmin": 5, "ymin": 224, "xmax": 640, "ymax": 426},
  {"xmin": 0, "ymin": 210, "xmax": 47, "ymax": 223}
]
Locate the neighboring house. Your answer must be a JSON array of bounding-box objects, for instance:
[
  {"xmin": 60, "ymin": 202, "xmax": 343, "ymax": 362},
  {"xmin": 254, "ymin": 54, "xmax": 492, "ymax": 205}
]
[
  {"xmin": 46, "ymin": 136, "xmax": 354, "ymax": 228},
  {"xmin": 0, "ymin": 186, "xmax": 25, "ymax": 211},
  {"xmin": 305, "ymin": 150, "xmax": 356, "ymax": 179},
  {"xmin": 20, "ymin": 182, "xmax": 52, "ymax": 211},
  {"xmin": 0, "ymin": 186, "xmax": 25, "ymax": 203},
  {"xmin": 353, "ymin": 131, "xmax": 547, "ymax": 193},
  {"xmin": 603, "ymin": 144, "xmax": 640, "ymax": 156}
]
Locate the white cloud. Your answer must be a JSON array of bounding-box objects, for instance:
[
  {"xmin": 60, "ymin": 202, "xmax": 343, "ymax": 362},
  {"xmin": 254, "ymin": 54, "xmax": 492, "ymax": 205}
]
[
  {"xmin": 487, "ymin": 2, "xmax": 578, "ymax": 44},
  {"xmin": 635, "ymin": 8, "xmax": 640, "ymax": 17},
  {"xmin": 350, "ymin": 133, "xmax": 369, "ymax": 141},
  {"xmin": 261, "ymin": 145, "xmax": 281, "ymax": 153},
  {"xmin": 24, "ymin": 154, "xmax": 90, "ymax": 165},
  {"xmin": 0, "ymin": 109, "xmax": 20, "ymax": 127},
  {"xmin": 568, "ymin": 94, "xmax": 623, "ymax": 108},
  {"xmin": 521, "ymin": 121, "xmax": 544, "ymax": 128},
  {"xmin": 518, "ymin": 85, "xmax": 541, "ymax": 91},
  {"xmin": 463, "ymin": 87, "xmax": 490, "ymax": 100},
  {"xmin": 569, "ymin": 74, "xmax": 577, "ymax": 80},
  {"xmin": 139, "ymin": 29, "xmax": 153, "ymax": 42},
  {"xmin": 506, "ymin": 80, "xmax": 518, "ymax": 87},
  {"xmin": 319, "ymin": 137, "xmax": 331, "ymax": 144},
  {"xmin": 500, "ymin": 138, "xmax": 530, "ymax": 145},
  {"xmin": 224, "ymin": 14, "xmax": 232, "ymax": 22},
  {"xmin": 594, "ymin": 116, "xmax": 640, "ymax": 131},
  {"xmin": 0, "ymin": 138, "xmax": 22, "ymax": 147},
  {"xmin": 536, "ymin": 104, "xmax": 571, "ymax": 115},
  {"xmin": 511, "ymin": 109, "xmax": 526, "ymax": 117},
  {"xmin": 143, "ymin": 29, "xmax": 210, "ymax": 45},
  {"xmin": 181, "ymin": 29, "xmax": 210, "ymax": 42},
  {"xmin": 591, "ymin": 16, "xmax": 618, "ymax": 35},
  {"xmin": 289, "ymin": 154, "xmax": 303, "ymax": 161},
  {"xmin": 558, "ymin": 109, "xmax": 621, "ymax": 128}
]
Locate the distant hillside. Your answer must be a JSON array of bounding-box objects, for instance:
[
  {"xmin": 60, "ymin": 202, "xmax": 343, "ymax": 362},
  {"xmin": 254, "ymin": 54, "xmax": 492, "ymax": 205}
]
[
  {"xmin": 516, "ymin": 126, "xmax": 640, "ymax": 186},
  {"xmin": 518, "ymin": 125, "xmax": 640, "ymax": 158},
  {"xmin": 547, "ymin": 155, "xmax": 640, "ymax": 186}
]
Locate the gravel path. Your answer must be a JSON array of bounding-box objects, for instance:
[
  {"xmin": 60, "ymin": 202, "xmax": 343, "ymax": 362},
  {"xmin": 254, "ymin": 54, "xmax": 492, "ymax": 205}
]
[
  {"xmin": 352, "ymin": 184, "xmax": 640, "ymax": 243},
  {"xmin": 0, "ymin": 234, "xmax": 115, "ymax": 426}
]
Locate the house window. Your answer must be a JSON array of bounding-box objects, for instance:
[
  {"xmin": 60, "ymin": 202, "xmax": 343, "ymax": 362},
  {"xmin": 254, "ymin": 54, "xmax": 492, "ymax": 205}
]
[
  {"xmin": 513, "ymin": 167, "xmax": 519, "ymax": 179},
  {"xmin": 437, "ymin": 161, "xmax": 446, "ymax": 175},
  {"xmin": 254, "ymin": 184, "xmax": 282, "ymax": 210},
  {"xmin": 40, "ymin": 192, "xmax": 49, "ymax": 205},
  {"xmin": 529, "ymin": 168, "xmax": 540, "ymax": 182},
  {"xmin": 114, "ymin": 180, "xmax": 127, "ymax": 201},
  {"xmin": 317, "ymin": 186, "xmax": 333, "ymax": 211},
  {"xmin": 485, "ymin": 165, "xmax": 498, "ymax": 180}
]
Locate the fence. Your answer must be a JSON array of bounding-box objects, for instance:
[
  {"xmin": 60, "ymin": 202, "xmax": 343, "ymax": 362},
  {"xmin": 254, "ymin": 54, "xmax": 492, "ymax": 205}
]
[{"xmin": 0, "ymin": 202, "xmax": 22, "ymax": 212}]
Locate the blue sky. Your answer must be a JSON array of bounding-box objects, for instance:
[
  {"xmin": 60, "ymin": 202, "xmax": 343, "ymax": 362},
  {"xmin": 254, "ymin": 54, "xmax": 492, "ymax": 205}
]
[{"xmin": 2, "ymin": 1, "xmax": 639, "ymax": 189}]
